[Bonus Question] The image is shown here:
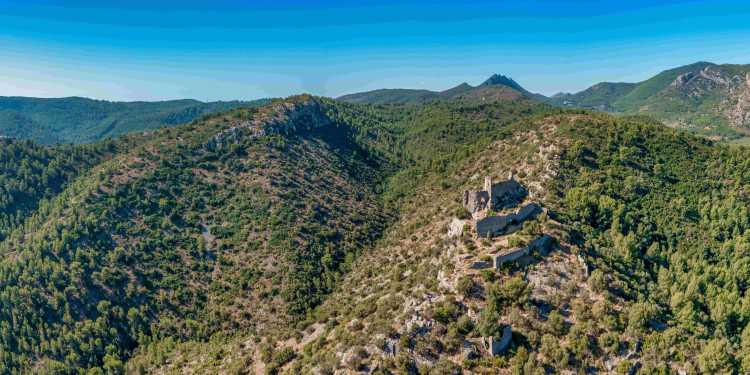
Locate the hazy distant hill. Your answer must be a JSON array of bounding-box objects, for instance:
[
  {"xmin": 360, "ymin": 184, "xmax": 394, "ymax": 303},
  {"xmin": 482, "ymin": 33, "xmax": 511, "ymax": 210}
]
[
  {"xmin": 550, "ymin": 82, "xmax": 637, "ymax": 111},
  {"xmin": 337, "ymin": 74, "xmax": 538, "ymax": 105},
  {"xmin": 0, "ymin": 96, "xmax": 268, "ymax": 144},
  {"xmin": 549, "ymin": 62, "xmax": 750, "ymax": 139}
]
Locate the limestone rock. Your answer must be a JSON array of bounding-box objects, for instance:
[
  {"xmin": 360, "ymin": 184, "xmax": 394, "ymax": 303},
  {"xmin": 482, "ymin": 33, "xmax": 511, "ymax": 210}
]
[{"xmin": 447, "ymin": 218, "xmax": 466, "ymax": 238}]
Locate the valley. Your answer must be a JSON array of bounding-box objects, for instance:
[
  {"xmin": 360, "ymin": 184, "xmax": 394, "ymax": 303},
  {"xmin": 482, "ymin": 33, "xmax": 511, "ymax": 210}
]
[
  {"xmin": 4, "ymin": 1, "xmax": 750, "ymax": 373},
  {"xmin": 1, "ymin": 90, "xmax": 750, "ymax": 373}
]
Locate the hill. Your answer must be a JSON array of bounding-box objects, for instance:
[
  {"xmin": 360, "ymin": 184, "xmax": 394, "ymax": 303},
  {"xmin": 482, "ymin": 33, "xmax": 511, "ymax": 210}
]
[
  {"xmin": 0, "ymin": 95, "xmax": 404, "ymax": 373},
  {"xmin": 257, "ymin": 111, "xmax": 750, "ymax": 374},
  {"xmin": 0, "ymin": 137, "xmax": 129, "ymax": 241},
  {"xmin": 136, "ymin": 101, "xmax": 750, "ymax": 374},
  {"xmin": 337, "ymin": 74, "xmax": 539, "ymax": 105},
  {"xmin": 0, "ymin": 96, "xmax": 268, "ymax": 144},
  {"xmin": 549, "ymin": 62, "xmax": 750, "ymax": 140},
  {"xmin": 550, "ymin": 82, "xmax": 637, "ymax": 112},
  {"xmin": 0, "ymin": 95, "xmax": 552, "ymax": 374},
  {"xmin": 4, "ymin": 95, "xmax": 750, "ymax": 374}
]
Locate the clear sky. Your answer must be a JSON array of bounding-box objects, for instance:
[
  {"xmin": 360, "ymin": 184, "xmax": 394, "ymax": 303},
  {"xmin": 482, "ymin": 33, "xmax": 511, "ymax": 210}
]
[{"xmin": 1, "ymin": 0, "xmax": 750, "ymax": 101}]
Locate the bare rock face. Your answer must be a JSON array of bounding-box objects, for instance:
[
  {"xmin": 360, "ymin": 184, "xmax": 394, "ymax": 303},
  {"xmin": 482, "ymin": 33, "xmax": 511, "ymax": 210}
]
[
  {"xmin": 670, "ymin": 72, "xmax": 695, "ymax": 88},
  {"xmin": 207, "ymin": 96, "xmax": 331, "ymax": 149},
  {"xmin": 727, "ymin": 73, "xmax": 750, "ymax": 127},
  {"xmin": 664, "ymin": 66, "xmax": 750, "ymax": 128}
]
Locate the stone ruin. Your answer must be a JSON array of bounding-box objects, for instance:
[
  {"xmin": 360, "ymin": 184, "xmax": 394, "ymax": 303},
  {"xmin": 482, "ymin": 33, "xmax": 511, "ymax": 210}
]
[
  {"xmin": 483, "ymin": 325, "xmax": 513, "ymax": 356},
  {"xmin": 455, "ymin": 176, "xmax": 559, "ymax": 358},
  {"xmin": 475, "ymin": 202, "xmax": 542, "ymax": 238},
  {"xmin": 463, "ymin": 174, "xmax": 527, "ymax": 217},
  {"xmin": 493, "ymin": 234, "xmax": 554, "ymax": 269}
]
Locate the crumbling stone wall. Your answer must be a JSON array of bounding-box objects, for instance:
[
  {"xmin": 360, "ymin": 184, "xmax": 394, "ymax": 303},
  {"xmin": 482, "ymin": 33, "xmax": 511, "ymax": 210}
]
[
  {"xmin": 463, "ymin": 190, "xmax": 489, "ymax": 215},
  {"xmin": 489, "ymin": 180, "xmax": 527, "ymax": 210},
  {"xmin": 462, "ymin": 176, "xmax": 527, "ymax": 215},
  {"xmin": 476, "ymin": 203, "xmax": 542, "ymax": 238},
  {"xmin": 483, "ymin": 326, "xmax": 513, "ymax": 356},
  {"xmin": 493, "ymin": 234, "xmax": 554, "ymax": 268}
]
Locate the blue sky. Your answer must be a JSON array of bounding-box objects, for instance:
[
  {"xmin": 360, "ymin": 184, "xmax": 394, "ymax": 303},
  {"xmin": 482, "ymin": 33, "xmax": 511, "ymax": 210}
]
[{"xmin": 1, "ymin": 0, "xmax": 749, "ymax": 101}]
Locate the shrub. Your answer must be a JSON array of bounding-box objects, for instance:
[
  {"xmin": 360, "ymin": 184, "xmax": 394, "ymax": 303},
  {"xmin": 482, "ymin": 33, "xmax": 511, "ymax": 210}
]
[{"xmin": 456, "ymin": 276, "xmax": 475, "ymax": 298}]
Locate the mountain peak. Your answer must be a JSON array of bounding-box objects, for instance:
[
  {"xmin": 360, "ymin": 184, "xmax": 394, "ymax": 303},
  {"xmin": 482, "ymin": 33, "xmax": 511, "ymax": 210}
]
[{"xmin": 481, "ymin": 74, "xmax": 524, "ymax": 91}]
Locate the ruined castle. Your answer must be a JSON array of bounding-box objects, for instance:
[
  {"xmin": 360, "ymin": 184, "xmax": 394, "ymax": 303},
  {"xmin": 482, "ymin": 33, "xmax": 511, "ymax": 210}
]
[
  {"xmin": 462, "ymin": 173, "xmax": 527, "ymax": 216},
  {"xmin": 458, "ymin": 175, "xmax": 557, "ymax": 357}
]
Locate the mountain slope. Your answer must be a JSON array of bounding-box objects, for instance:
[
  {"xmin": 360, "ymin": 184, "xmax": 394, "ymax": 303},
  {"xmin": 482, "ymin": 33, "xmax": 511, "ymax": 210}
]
[
  {"xmin": 120, "ymin": 98, "xmax": 551, "ymax": 374},
  {"xmin": 337, "ymin": 75, "xmax": 541, "ymax": 105},
  {"xmin": 550, "ymin": 62, "xmax": 750, "ymax": 139},
  {"xmin": 550, "ymin": 82, "xmax": 637, "ymax": 111},
  {"xmin": 0, "ymin": 137, "xmax": 127, "ymax": 241},
  {"xmin": 0, "ymin": 96, "xmax": 399, "ymax": 374},
  {"xmin": 6, "ymin": 93, "xmax": 750, "ymax": 374},
  {"xmin": 277, "ymin": 113, "xmax": 750, "ymax": 374},
  {"xmin": 0, "ymin": 96, "xmax": 268, "ymax": 144},
  {"xmin": 133, "ymin": 106, "xmax": 750, "ymax": 375}
]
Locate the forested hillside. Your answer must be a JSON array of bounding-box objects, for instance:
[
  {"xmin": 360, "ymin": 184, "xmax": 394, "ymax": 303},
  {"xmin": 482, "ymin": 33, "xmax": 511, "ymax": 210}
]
[
  {"xmin": 0, "ymin": 137, "xmax": 130, "ymax": 240},
  {"xmin": 0, "ymin": 96, "xmax": 268, "ymax": 144},
  {"xmin": 0, "ymin": 96, "xmax": 399, "ymax": 373},
  {"xmin": 4, "ymin": 94, "xmax": 750, "ymax": 374},
  {"xmin": 0, "ymin": 94, "xmax": 554, "ymax": 374},
  {"xmin": 245, "ymin": 109, "xmax": 750, "ymax": 374}
]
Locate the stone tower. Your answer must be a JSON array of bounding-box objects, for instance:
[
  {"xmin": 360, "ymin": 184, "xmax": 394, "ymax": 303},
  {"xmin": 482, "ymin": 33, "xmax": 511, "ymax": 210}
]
[{"xmin": 484, "ymin": 176, "xmax": 493, "ymax": 210}]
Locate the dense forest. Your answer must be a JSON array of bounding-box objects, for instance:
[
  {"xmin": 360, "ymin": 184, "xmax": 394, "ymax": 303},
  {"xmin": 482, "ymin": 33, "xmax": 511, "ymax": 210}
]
[
  {"xmin": 555, "ymin": 114, "xmax": 750, "ymax": 372},
  {"xmin": 0, "ymin": 96, "xmax": 267, "ymax": 144},
  {"xmin": 0, "ymin": 138, "xmax": 127, "ymax": 240}
]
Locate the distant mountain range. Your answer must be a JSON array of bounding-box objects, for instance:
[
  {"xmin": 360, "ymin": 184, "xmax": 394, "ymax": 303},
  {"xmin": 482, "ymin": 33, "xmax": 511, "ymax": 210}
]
[
  {"xmin": 0, "ymin": 96, "xmax": 269, "ymax": 144},
  {"xmin": 337, "ymin": 74, "xmax": 544, "ymax": 105},
  {"xmin": 340, "ymin": 62, "xmax": 750, "ymax": 140},
  {"xmin": 2, "ymin": 62, "xmax": 750, "ymax": 145}
]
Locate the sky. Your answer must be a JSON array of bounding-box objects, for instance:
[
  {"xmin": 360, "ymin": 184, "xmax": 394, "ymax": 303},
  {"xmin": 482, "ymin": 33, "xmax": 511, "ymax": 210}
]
[{"xmin": 1, "ymin": 0, "xmax": 750, "ymax": 101}]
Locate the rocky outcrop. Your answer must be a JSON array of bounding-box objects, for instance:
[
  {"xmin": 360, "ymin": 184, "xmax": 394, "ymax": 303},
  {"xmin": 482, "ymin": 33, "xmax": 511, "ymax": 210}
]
[
  {"xmin": 207, "ymin": 96, "xmax": 331, "ymax": 149},
  {"xmin": 727, "ymin": 73, "xmax": 750, "ymax": 127},
  {"xmin": 664, "ymin": 66, "xmax": 750, "ymax": 127},
  {"xmin": 670, "ymin": 71, "xmax": 695, "ymax": 88}
]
